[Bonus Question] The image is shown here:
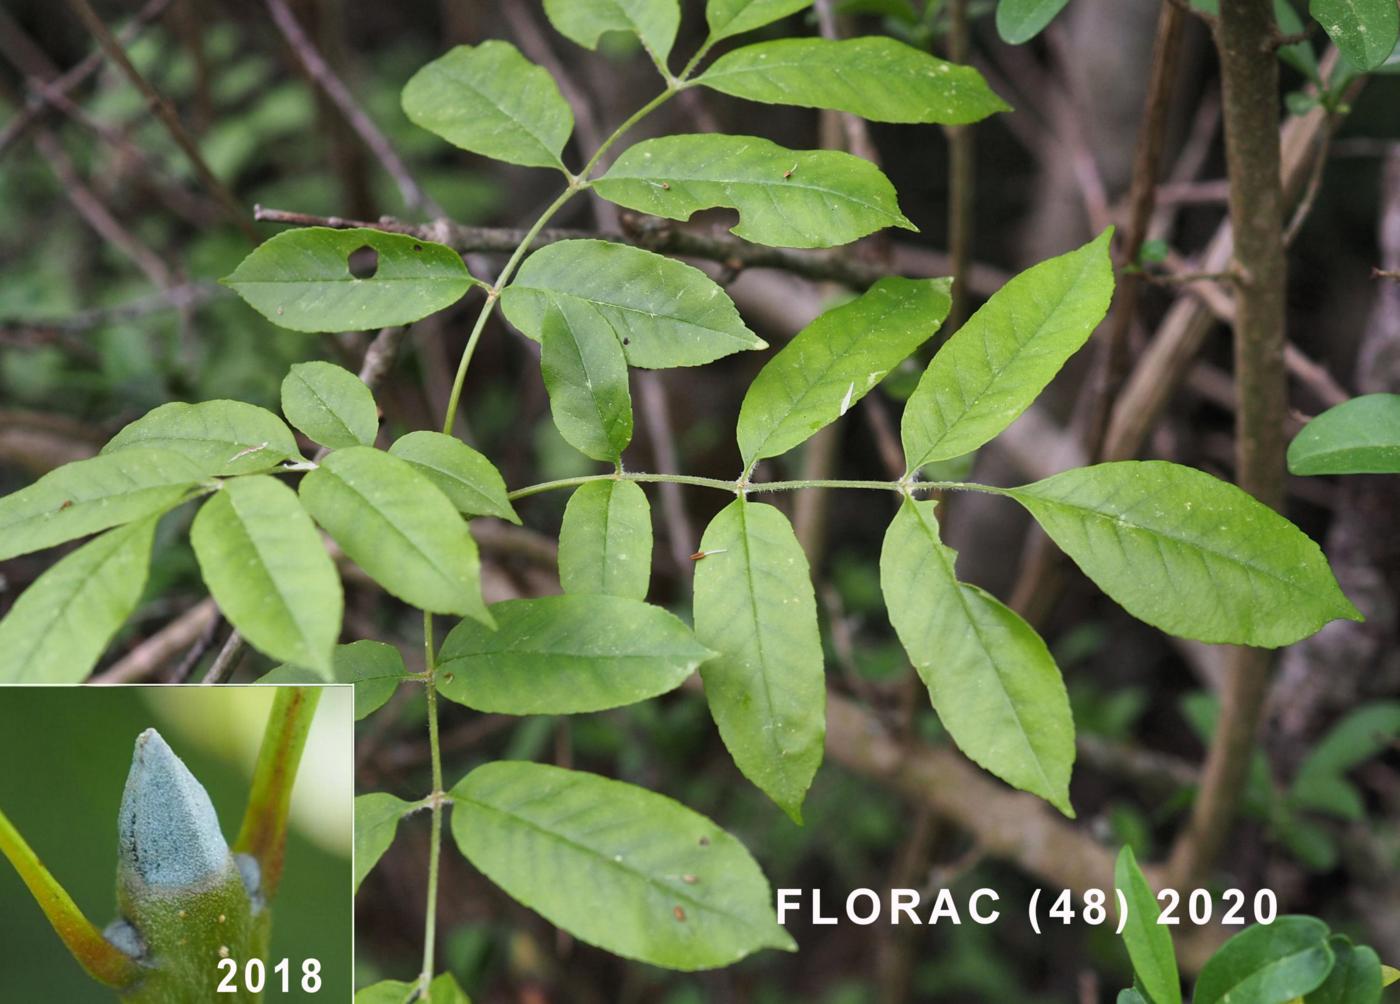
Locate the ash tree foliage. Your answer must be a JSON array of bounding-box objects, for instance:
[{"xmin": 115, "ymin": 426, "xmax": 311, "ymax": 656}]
[{"xmin": 0, "ymin": 0, "xmax": 1378, "ymax": 997}]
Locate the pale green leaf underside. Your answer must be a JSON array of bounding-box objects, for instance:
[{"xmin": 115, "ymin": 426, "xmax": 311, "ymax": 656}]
[
  {"xmin": 389, "ymin": 430, "xmax": 520, "ymax": 523},
  {"xmin": 737, "ymin": 276, "xmax": 951, "ymax": 465},
  {"xmin": 436, "ymin": 595, "xmax": 711, "ymax": 714},
  {"xmin": 705, "ymin": 0, "xmax": 817, "ymax": 38},
  {"xmin": 595, "ymin": 134, "xmax": 915, "ymax": 249},
  {"xmin": 696, "ymin": 37, "xmax": 1009, "ymax": 125},
  {"xmin": 540, "ymin": 308, "xmax": 634, "ymax": 462},
  {"xmin": 281, "ymin": 361, "xmax": 379, "ymax": 449},
  {"xmin": 1193, "ymin": 917, "xmax": 1333, "ymax": 1004},
  {"xmin": 706, "ymin": 0, "xmax": 813, "ymax": 40},
  {"xmin": 501, "ymin": 239, "xmax": 765, "ymax": 368},
  {"xmin": 880, "ymin": 498, "xmax": 1074, "ymax": 814},
  {"xmin": 693, "ymin": 499, "xmax": 825, "ymax": 823},
  {"xmin": 450, "ymin": 761, "xmax": 795, "ymax": 970},
  {"xmin": 558, "ymin": 479, "xmax": 653, "ymax": 600},
  {"xmin": 1309, "ymin": 0, "xmax": 1400, "ymax": 71},
  {"xmin": 996, "ymin": 0, "xmax": 1072, "ymax": 44},
  {"xmin": 543, "ymin": 0, "xmax": 679, "ymax": 62},
  {"xmin": 224, "ymin": 227, "xmax": 473, "ymax": 332},
  {"xmin": 1008, "ymin": 461, "xmax": 1362, "ymax": 648},
  {"xmin": 1287, "ymin": 393, "xmax": 1400, "ymax": 475},
  {"xmin": 401, "ymin": 41, "xmax": 574, "ymax": 169},
  {"xmin": 0, "ymin": 517, "xmax": 156, "ymax": 683},
  {"xmin": 1115, "ymin": 847, "xmax": 1181, "ymax": 1004},
  {"xmin": 0, "ymin": 446, "xmax": 203, "ymax": 561},
  {"xmin": 102, "ymin": 400, "xmax": 302, "ymax": 477},
  {"xmin": 354, "ymin": 792, "xmax": 416, "ymax": 894},
  {"xmin": 299, "ymin": 447, "xmax": 491, "ymax": 623},
  {"xmin": 902, "ymin": 228, "xmax": 1114, "ymax": 473},
  {"xmin": 191, "ymin": 476, "xmax": 341, "ymax": 674},
  {"xmin": 262, "ymin": 640, "xmax": 409, "ymax": 721}
]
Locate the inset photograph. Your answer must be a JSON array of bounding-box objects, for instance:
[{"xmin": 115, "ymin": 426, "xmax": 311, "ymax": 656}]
[{"xmin": 0, "ymin": 685, "xmax": 352, "ymax": 1001}]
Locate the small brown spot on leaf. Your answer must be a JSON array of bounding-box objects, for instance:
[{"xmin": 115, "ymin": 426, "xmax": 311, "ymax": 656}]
[
  {"xmin": 673, "ymin": 906, "xmax": 686, "ymax": 922},
  {"xmin": 698, "ymin": 835, "xmax": 710, "ymax": 846},
  {"xmin": 682, "ymin": 874, "xmax": 698, "ymax": 884}
]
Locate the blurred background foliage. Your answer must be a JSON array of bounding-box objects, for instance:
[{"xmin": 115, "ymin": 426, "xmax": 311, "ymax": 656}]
[
  {"xmin": 0, "ymin": 1, "xmax": 1398, "ymax": 1001},
  {"xmin": 0, "ymin": 686, "xmax": 352, "ymax": 1001}
]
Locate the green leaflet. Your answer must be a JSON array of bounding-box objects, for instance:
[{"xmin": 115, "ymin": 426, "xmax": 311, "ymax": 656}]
[
  {"xmin": 500, "ymin": 239, "xmax": 764, "ymax": 368},
  {"xmin": 223, "ymin": 227, "xmax": 474, "ymax": 332},
  {"xmin": 1306, "ymin": 939, "xmax": 1382, "ymax": 1004},
  {"xmin": 449, "ymin": 761, "xmax": 795, "ymax": 970},
  {"xmin": 1194, "ymin": 917, "xmax": 1333, "ymax": 1004},
  {"xmin": 594, "ymin": 134, "xmax": 915, "ymax": 249},
  {"xmin": 354, "ymin": 793, "xmax": 415, "ymax": 894},
  {"xmin": 1287, "ymin": 393, "xmax": 1400, "ymax": 475},
  {"xmin": 1290, "ymin": 703, "xmax": 1400, "ymax": 820},
  {"xmin": 706, "ymin": 0, "xmax": 813, "ymax": 40},
  {"xmin": 355, "ymin": 975, "xmax": 467, "ymax": 1004},
  {"xmin": 299, "ymin": 447, "xmax": 491, "ymax": 624},
  {"xmin": 1382, "ymin": 965, "xmax": 1399, "ymax": 987},
  {"xmin": 543, "ymin": 0, "xmax": 679, "ymax": 62},
  {"xmin": 558, "ymin": 480, "xmax": 652, "ymax": 600},
  {"xmin": 1117, "ymin": 992, "xmax": 1149, "ymax": 1004},
  {"xmin": 0, "ymin": 446, "xmax": 204, "ymax": 561},
  {"xmin": 190, "ymin": 476, "xmax": 341, "ymax": 674},
  {"xmin": 436, "ymin": 595, "xmax": 711, "ymax": 714},
  {"xmin": 695, "ymin": 37, "xmax": 1009, "ymax": 125},
  {"xmin": 1309, "ymin": 0, "xmax": 1399, "ymax": 71},
  {"xmin": 281, "ymin": 361, "xmax": 379, "ymax": 449},
  {"xmin": 102, "ymin": 400, "xmax": 302, "ymax": 477},
  {"xmin": 540, "ymin": 309, "xmax": 634, "ymax": 462},
  {"xmin": 262, "ymin": 640, "xmax": 410, "ymax": 720},
  {"xmin": 737, "ymin": 277, "xmax": 951, "ymax": 466},
  {"xmin": 693, "ymin": 499, "xmax": 824, "ymax": 823},
  {"xmin": 1115, "ymin": 846, "xmax": 1181, "ymax": 1004},
  {"xmin": 1006, "ymin": 461, "xmax": 1362, "ymax": 648},
  {"xmin": 901, "ymin": 229, "xmax": 1114, "ymax": 473},
  {"xmin": 401, "ymin": 41, "xmax": 573, "ymax": 171},
  {"xmin": 388, "ymin": 431, "xmax": 519, "ymax": 523},
  {"xmin": 0, "ymin": 516, "xmax": 156, "ymax": 683},
  {"xmin": 879, "ymin": 497, "xmax": 1074, "ymax": 814},
  {"xmin": 996, "ymin": 0, "xmax": 1073, "ymax": 44}
]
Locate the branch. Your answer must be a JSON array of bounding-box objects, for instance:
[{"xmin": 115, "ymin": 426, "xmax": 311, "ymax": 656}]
[
  {"xmin": 1167, "ymin": 0, "xmax": 1289, "ymax": 889},
  {"xmin": 63, "ymin": 0, "xmax": 257, "ymax": 240},
  {"xmin": 262, "ymin": 0, "xmax": 442, "ymax": 218}
]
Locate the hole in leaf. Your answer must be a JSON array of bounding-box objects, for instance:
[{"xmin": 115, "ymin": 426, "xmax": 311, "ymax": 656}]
[{"xmin": 348, "ymin": 245, "xmax": 379, "ymax": 280}]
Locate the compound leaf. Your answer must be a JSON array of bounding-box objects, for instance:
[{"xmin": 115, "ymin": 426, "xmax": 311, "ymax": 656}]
[
  {"xmin": 880, "ymin": 497, "xmax": 1074, "ymax": 814},
  {"xmin": 389, "ymin": 431, "xmax": 519, "ymax": 523},
  {"xmin": 299, "ymin": 447, "xmax": 491, "ymax": 623},
  {"xmin": 558, "ymin": 480, "xmax": 652, "ymax": 600},
  {"xmin": 696, "ymin": 37, "xmax": 1008, "ymax": 124},
  {"xmin": 707, "ymin": 0, "xmax": 813, "ymax": 39},
  {"xmin": 737, "ymin": 277, "xmax": 950, "ymax": 466},
  {"xmin": 693, "ymin": 499, "xmax": 824, "ymax": 823},
  {"xmin": 1287, "ymin": 393, "xmax": 1400, "ymax": 475},
  {"xmin": 540, "ymin": 310, "xmax": 634, "ymax": 462},
  {"xmin": 543, "ymin": 0, "xmax": 680, "ymax": 62},
  {"xmin": 595, "ymin": 134, "xmax": 915, "ymax": 249},
  {"xmin": 0, "ymin": 517, "xmax": 157, "ymax": 683},
  {"xmin": 1007, "ymin": 461, "xmax": 1362, "ymax": 648},
  {"xmin": 501, "ymin": 239, "xmax": 764, "ymax": 368},
  {"xmin": 281, "ymin": 361, "xmax": 379, "ymax": 450},
  {"xmin": 902, "ymin": 229, "xmax": 1113, "ymax": 473},
  {"xmin": 401, "ymin": 42, "xmax": 574, "ymax": 170},
  {"xmin": 1194, "ymin": 917, "xmax": 1333, "ymax": 1004},
  {"xmin": 263, "ymin": 640, "xmax": 409, "ymax": 720},
  {"xmin": 191, "ymin": 476, "xmax": 341, "ymax": 674},
  {"xmin": 436, "ymin": 595, "xmax": 710, "ymax": 714},
  {"xmin": 224, "ymin": 227, "xmax": 473, "ymax": 332},
  {"xmin": 355, "ymin": 793, "xmax": 416, "ymax": 894},
  {"xmin": 102, "ymin": 400, "xmax": 302, "ymax": 477},
  {"xmin": 449, "ymin": 761, "xmax": 795, "ymax": 969},
  {"xmin": 0, "ymin": 447, "xmax": 203, "ymax": 562}
]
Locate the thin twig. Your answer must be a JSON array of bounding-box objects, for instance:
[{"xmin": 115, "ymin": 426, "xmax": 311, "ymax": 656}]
[
  {"xmin": 200, "ymin": 630, "xmax": 245, "ymax": 685},
  {"xmin": 262, "ymin": 0, "xmax": 443, "ymax": 218},
  {"xmin": 63, "ymin": 0, "xmax": 257, "ymax": 240}
]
